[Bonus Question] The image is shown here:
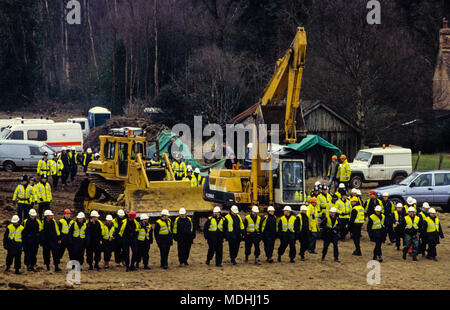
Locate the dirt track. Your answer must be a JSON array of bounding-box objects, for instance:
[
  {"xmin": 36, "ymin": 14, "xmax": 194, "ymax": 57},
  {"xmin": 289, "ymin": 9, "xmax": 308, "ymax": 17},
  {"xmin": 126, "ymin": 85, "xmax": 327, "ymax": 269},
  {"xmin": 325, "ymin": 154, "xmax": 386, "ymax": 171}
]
[{"xmin": 0, "ymin": 172, "xmax": 448, "ymax": 290}]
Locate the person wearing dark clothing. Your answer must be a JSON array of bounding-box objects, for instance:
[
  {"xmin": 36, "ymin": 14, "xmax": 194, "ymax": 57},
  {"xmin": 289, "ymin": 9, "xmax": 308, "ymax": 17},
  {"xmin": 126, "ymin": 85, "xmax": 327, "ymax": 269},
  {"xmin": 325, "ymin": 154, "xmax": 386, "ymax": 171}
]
[
  {"xmin": 243, "ymin": 206, "xmax": 262, "ymax": 265},
  {"xmin": 68, "ymin": 213, "xmax": 87, "ymax": 268},
  {"xmin": 3, "ymin": 216, "xmax": 24, "ymax": 274},
  {"xmin": 261, "ymin": 207, "xmax": 277, "ymax": 263},
  {"xmin": 364, "ymin": 190, "xmax": 383, "ymax": 217},
  {"xmin": 277, "ymin": 206, "xmax": 297, "ymax": 263},
  {"xmin": 119, "ymin": 212, "xmax": 140, "ymax": 271},
  {"xmin": 68, "ymin": 148, "xmax": 78, "ymax": 182},
  {"xmin": 23, "ymin": 210, "xmax": 41, "ymax": 271},
  {"xmin": 154, "ymin": 210, "xmax": 173, "ymax": 269},
  {"xmin": 136, "ymin": 215, "xmax": 153, "ymax": 269},
  {"xmin": 367, "ymin": 206, "xmax": 387, "ymax": 262},
  {"xmin": 204, "ymin": 208, "xmax": 224, "ymax": 267},
  {"xmin": 58, "ymin": 210, "xmax": 73, "ymax": 260},
  {"xmin": 102, "ymin": 215, "xmax": 116, "ymax": 268},
  {"xmin": 173, "ymin": 209, "xmax": 195, "ymax": 266},
  {"xmin": 327, "ymin": 156, "xmax": 340, "ymax": 192},
  {"xmin": 320, "ymin": 208, "xmax": 341, "ymax": 262},
  {"xmin": 349, "ymin": 197, "xmax": 365, "ymax": 256},
  {"xmin": 86, "ymin": 212, "xmax": 103, "ymax": 270},
  {"xmin": 400, "ymin": 208, "xmax": 424, "ymax": 261},
  {"xmin": 381, "ymin": 193, "xmax": 395, "ymax": 243},
  {"xmin": 423, "ymin": 209, "xmax": 444, "ymax": 261},
  {"xmin": 113, "ymin": 210, "xmax": 126, "ymax": 265},
  {"xmin": 222, "ymin": 206, "xmax": 245, "ymax": 265},
  {"xmin": 392, "ymin": 203, "xmax": 406, "ymax": 250},
  {"xmin": 295, "ymin": 206, "xmax": 310, "ymax": 261},
  {"xmin": 60, "ymin": 148, "xmax": 71, "ymax": 186},
  {"xmin": 40, "ymin": 211, "xmax": 61, "ymax": 271}
]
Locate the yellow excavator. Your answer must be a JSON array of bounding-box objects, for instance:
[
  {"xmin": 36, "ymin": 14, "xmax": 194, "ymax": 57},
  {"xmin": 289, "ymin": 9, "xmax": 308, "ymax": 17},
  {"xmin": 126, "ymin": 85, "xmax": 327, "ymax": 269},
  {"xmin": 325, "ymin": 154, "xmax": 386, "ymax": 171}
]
[
  {"xmin": 203, "ymin": 27, "xmax": 308, "ymax": 211},
  {"xmin": 74, "ymin": 127, "xmax": 212, "ymax": 220}
]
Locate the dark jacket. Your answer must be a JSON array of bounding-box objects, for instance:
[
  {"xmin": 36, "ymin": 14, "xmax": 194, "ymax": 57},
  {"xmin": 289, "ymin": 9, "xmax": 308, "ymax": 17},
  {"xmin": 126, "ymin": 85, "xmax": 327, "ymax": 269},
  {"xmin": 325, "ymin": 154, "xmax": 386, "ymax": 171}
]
[
  {"xmin": 23, "ymin": 218, "xmax": 41, "ymax": 247},
  {"xmin": 139, "ymin": 221, "xmax": 154, "ymax": 244},
  {"xmin": 86, "ymin": 220, "xmax": 103, "ymax": 246},
  {"xmin": 3, "ymin": 225, "xmax": 23, "ymax": 255},
  {"xmin": 122, "ymin": 219, "xmax": 139, "ymax": 241},
  {"xmin": 400, "ymin": 215, "xmax": 424, "ymax": 236},
  {"xmin": 277, "ymin": 215, "xmax": 296, "ymax": 239},
  {"xmin": 203, "ymin": 215, "xmax": 223, "ymax": 241},
  {"xmin": 261, "ymin": 215, "xmax": 277, "ymax": 239},
  {"xmin": 173, "ymin": 217, "xmax": 195, "ymax": 241},
  {"xmin": 367, "ymin": 213, "xmax": 387, "ymax": 241},
  {"xmin": 40, "ymin": 219, "xmax": 61, "ymax": 248},
  {"xmin": 154, "ymin": 218, "xmax": 173, "ymax": 244},
  {"xmin": 243, "ymin": 214, "xmax": 261, "ymax": 238},
  {"xmin": 320, "ymin": 214, "xmax": 341, "ymax": 239},
  {"xmin": 222, "ymin": 214, "xmax": 244, "ymax": 241},
  {"xmin": 60, "ymin": 152, "xmax": 70, "ymax": 170},
  {"xmin": 424, "ymin": 217, "xmax": 444, "ymax": 244},
  {"xmin": 68, "ymin": 219, "xmax": 87, "ymax": 246}
]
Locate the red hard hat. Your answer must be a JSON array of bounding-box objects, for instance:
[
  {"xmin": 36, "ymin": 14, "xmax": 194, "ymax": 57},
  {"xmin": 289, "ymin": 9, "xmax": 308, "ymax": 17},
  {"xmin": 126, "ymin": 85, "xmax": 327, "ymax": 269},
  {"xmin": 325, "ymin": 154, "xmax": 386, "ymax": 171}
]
[
  {"xmin": 128, "ymin": 211, "xmax": 137, "ymax": 218},
  {"xmin": 369, "ymin": 190, "xmax": 376, "ymax": 195},
  {"xmin": 64, "ymin": 209, "xmax": 71, "ymax": 214}
]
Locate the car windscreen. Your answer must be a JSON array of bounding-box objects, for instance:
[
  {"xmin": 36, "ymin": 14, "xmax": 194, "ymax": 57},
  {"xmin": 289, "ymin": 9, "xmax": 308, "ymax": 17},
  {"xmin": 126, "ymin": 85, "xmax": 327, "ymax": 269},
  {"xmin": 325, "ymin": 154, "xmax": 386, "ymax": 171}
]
[
  {"xmin": 399, "ymin": 172, "xmax": 418, "ymax": 185},
  {"xmin": 0, "ymin": 129, "xmax": 11, "ymax": 140},
  {"xmin": 354, "ymin": 151, "xmax": 371, "ymax": 162}
]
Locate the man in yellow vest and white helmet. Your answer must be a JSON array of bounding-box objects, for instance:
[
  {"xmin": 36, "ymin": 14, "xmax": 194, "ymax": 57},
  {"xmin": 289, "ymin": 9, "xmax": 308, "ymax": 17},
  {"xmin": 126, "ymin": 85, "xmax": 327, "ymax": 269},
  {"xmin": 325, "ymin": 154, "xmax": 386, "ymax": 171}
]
[
  {"xmin": 154, "ymin": 209, "xmax": 173, "ymax": 269},
  {"xmin": 3, "ymin": 215, "xmax": 24, "ymax": 274},
  {"xmin": 243, "ymin": 206, "xmax": 262, "ymax": 265},
  {"xmin": 320, "ymin": 207, "xmax": 341, "ymax": 262},
  {"xmin": 349, "ymin": 196, "xmax": 365, "ymax": 256},
  {"xmin": 204, "ymin": 206, "xmax": 223, "ymax": 267},
  {"xmin": 277, "ymin": 206, "xmax": 297, "ymax": 263},
  {"xmin": 261, "ymin": 206, "xmax": 277, "ymax": 263},
  {"xmin": 424, "ymin": 208, "xmax": 444, "ymax": 261},
  {"xmin": 173, "ymin": 208, "xmax": 195, "ymax": 266},
  {"xmin": 400, "ymin": 206, "xmax": 424, "ymax": 261},
  {"xmin": 222, "ymin": 205, "xmax": 244, "ymax": 265},
  {"xmin": 295, "ymin": 205, "xmax": 310, "ymax": 261},
  {"xmin": 367, "ymin": 205, "xmax": 386, "ymax": 262},
  {"xmin": 68, "ymin": 212, "xmax": 87, "ymax": 268}
]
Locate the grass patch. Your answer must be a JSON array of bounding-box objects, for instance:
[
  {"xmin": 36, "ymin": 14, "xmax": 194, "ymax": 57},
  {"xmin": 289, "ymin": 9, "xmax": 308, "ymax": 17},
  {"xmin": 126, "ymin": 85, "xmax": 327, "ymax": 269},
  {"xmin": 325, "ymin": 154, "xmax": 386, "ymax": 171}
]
[{"xmin": 412, "ymin": 153, "xmax": 450, "ymax": 171}]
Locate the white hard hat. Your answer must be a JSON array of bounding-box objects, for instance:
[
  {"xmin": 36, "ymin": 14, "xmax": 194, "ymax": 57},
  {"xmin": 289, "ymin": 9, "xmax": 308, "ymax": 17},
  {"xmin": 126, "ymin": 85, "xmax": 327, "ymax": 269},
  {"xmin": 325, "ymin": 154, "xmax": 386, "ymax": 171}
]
[
  {"xmin": 283, "ymin": 206, "xmax": 292, "ymax": 212},
  {"xmin": 267, "ymin": 206, "xmax": 275, "ymax": 212},
  {"xmin": 407, "ymin": 197, "xmax": 414, "ymax": 205},
  {"xmin": 71, "ymin": 146, "xmax": 76, "ymax": 151},
  {"xmin": 95, "ymin": 153, "xmax": 100, "ymax": 157},
  {"xmin": 382, "ymin": 192, "xmax": 389, "ymax": 197},
  {"xmin": 396, "ymin": 203, "xmax": 403, "ymax": 209},
  {"xmin": 43, "ymin": 210, "xmax": 54, "ymax": 217},
  {"xmin": 422, "ymin": 202, "xmax": 430, "ymax": 209},
  {"xmin": 356, "ymin": 189, "xmax": 362, "ymax": 195},
  {"xmin": 29, "ymin": 209, "xmax": 37, "ymax": 217},
  {"xmin": 407, "ymin": 206, "xmax": 416, "ymax": 212},
  {"xmin": 87, "ymin": 148, "xmax": 92, "ymax": 154},
  {"xmin": 62, "ymin": 147, "xmax": 67, "ymax": 151},
  {"xmin": 194, "ymin": 168, "xmax": 200, "ymax": 174},
  {"xmin": 351, "ymin": 188, "xmax": 357, "ymax": 194},
  {"xmin": 339, "ymin": 183, "xmax": 345, "ymax": 189},
  {"xmin": 186, "ymin": 165, "xmax": 193, "ymax": 171},
  {"xmin": 117, "ymin": 209, "xmax": 125, "ymax": 217},
  {"xmin": 213, "ymin": 206, "xmax": 221, "ymax": 213},
  {"xmin": 105, "ymin": 215, "xmax": 113, "ymax": 221},
  {"xmin": 251, "ymin": 206, "xmax": 259, "ymax": 213},
  {"xmin": 90, "ymin": 210, "xmax": 100, "ymax": 217},
  {"xmin": 300, "ymin": 205, "xmax": 308, "ymax": 211},
  {"xmin": 314, "ymin": 181, "xmax": 321, "ymax": 186},
  {"xmin": 140, "ymin": 214, "xmax": 149, "ymax": 220},
  {"xmin": 161, "ymin": 209, "xmax": 170, "ymax": 216},
  {"xmin": 179, "ymin": 208, "xmax": 186, "ymax": 215},
  {"xmin": 375, "ymin": 206, "xmax": 382, "ymax": 212},
  {"xmin": 77, "ymin": 212, "xmax": 85, "ymax": 219},
  {"xmin": 11, "ymin": 215, "xmax": 20, "ymax": 223},
  {"xmin": 429, "ymin": 208, "xmax": 436, "ymax": 214},
  {"xmin": 329, "ymin": 207, "xmax": 337, "ymax": 213},
  {"xmin": 230, "ymin": 205, "xmax": 239, "ymax": 213},
  {"xmin": 412, "ymin": 198, "xmax": 417, "ymax": 204}
]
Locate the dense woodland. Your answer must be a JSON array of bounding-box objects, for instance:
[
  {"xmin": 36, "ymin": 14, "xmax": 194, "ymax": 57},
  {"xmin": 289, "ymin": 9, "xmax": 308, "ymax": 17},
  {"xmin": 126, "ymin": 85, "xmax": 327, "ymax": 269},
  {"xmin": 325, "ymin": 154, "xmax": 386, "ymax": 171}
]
[{"xmin": 0, "ymin": 0, "xmax": 449, "ymax": 151}]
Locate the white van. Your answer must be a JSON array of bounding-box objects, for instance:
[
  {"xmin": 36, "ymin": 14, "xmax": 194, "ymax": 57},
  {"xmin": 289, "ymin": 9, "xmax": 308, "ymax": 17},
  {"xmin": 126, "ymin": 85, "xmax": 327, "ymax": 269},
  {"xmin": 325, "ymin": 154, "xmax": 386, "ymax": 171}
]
[
  {"xmin": 0, "ymin": 140, "xmax": 56, "ymax": 171},
  {"xmin": 0, "ymin": 118, "xmax": 54, "ymax": 132},
  {"xmin": 0, "ymin": 122, "xmax": 83, "ymax": 153},
  {"xmin": 67, "ymin": 117, "xmax": 89, "ymax": 139}
]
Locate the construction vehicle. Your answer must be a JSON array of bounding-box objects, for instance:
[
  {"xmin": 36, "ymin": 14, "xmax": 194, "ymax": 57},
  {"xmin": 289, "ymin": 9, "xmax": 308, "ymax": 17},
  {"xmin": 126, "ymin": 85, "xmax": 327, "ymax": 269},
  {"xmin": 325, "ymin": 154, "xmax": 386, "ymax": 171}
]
[
  {"xmin": 74, "ymin": 127, "xmax": 212, "ymax": 221},
  {"xmin": 203, "ymin": 27, "xmax": 308, "ymax": 211}
]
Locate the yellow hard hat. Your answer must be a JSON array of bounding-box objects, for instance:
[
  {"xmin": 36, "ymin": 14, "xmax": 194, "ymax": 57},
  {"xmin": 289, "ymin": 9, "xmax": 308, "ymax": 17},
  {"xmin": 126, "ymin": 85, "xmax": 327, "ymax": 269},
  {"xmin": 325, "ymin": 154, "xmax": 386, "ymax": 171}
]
[{"xmin": 350, "ymin": 197, "xmax": 359, "ymax": 203}]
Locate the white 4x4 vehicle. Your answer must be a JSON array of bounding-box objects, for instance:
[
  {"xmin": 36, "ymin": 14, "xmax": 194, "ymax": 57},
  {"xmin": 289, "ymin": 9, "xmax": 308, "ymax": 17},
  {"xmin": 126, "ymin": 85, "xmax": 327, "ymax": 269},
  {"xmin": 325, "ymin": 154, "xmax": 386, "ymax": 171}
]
[{"xmin": 349, "ymin": 146, "xmax": 412, "ymax": 189}]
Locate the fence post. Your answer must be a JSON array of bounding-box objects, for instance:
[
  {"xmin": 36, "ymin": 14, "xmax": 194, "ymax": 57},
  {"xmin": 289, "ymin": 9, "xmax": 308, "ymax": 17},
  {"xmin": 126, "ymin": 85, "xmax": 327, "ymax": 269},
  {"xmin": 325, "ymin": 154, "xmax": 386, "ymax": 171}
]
[
  {"xmin": 414, "ymin": 151, "xmax": 421, "ymax": 171},
  {"xmin": 438, "ymin": 153, "xmax": 444, "ymax": 170}
]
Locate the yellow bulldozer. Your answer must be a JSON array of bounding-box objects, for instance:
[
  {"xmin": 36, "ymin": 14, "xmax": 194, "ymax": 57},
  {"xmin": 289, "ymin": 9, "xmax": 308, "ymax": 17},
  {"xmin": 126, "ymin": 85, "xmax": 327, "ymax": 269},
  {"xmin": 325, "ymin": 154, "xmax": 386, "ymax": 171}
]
[{"xmin": 74, "ymin": 127, "xmax": 212, "ymax": 222}]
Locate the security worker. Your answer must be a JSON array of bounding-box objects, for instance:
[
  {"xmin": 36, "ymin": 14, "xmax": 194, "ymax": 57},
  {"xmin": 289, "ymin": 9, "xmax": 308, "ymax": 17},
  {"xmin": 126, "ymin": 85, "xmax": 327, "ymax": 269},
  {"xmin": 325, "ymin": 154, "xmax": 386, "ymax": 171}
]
[
  {"xmin": 173, "ymin": 208, "xmax": 195, "ymax": 266},
  {"xmin": 401, "ymin": 207, "xmax": 424, "ymax": 261},
  {"xmin": 68, "ymin": 212, "xmax": 87, "ymax": 268},
  {"xmin": 40, "ymin": 210, "xmax": 61, "ymax": 272},
  {"xmin": 204, "ymin": 206, "xmax": 224, "ymax": 267},
  {"xmin": 36, "ymin": 175, "xmax": 52, "ymax": 220},
  {"xmin": 222, "ymin": 205, "xmax": 245, "ymax": 265},
  {"xmin": 320, "ymin": 207, "xmax": 341, "ymax": 262},
  {"xmin": 26, "ymin": 177, "xmax": 38, "ymax": 218},
  {"xmin": 113, "ymin": 209, "xmax": 126, "ymax": 266},
  {"xmin": 37, "ymin": 152, "xmax": 51, "ymax": 177},
  {"xmin": 13, "ymin": 175, "xmax": 31, "ymax": 222},
  {"xmin": 261, "ymin": 206, "xmax": 277, "ymax": 263},
  {"xmin": 119, "ymin": 211, "xmax": 139, "ymax": 271},
  {"xmin": 306, "ymin": 186, "xmax": 320, "ymax": 204},
  {"xmin": 405, "ymin": 197, "xmax": 418, "ymax": 213},
  {"xmin": 50, "ymin": 153, "xmax": 64, "ymax": 190},
  {"xmin": 364, "ymin": 190, "xmax": 383, "ymax": 217},
  {"xmin": 154, "ymin": 209, "xmax": 173, "ymax": 269},
  {"xmin": 327, "ymin": 155, "xmax": 340, "ymax": 192},
  {"xmin": 349, "ymin": 196, "xmax": 365, "ymax": 256},
  {"xmin": 337, "ymin": 154, "xmax": 351, "ymax": 189},
  {"xmin": 307, "ymin": 197, "xmax": 320, "ymax": 254},
  {"xmin": 392, "ymin": 203, "xmax": 405, "ymax": 251},
  {"xmin": 295, "ymin": 205, "xmax": 310, "ymax": 261},
  {"xmin": 417, "ymin": 202, "xmax": 431, "ymax": 256},
  {"xmin": 136, "ymin": 214, "xmax": 152, "ymax": 269},
  {"xmin": 243, "ymin": 206, "xmax": 262, "ymax": 265},
  {"xmin": 172, "ymin": 154, "xmax": 186, "ymax": 180},
  {"xmin": 336, "ymin": 191, "xmax": 351, "ymax": 240},
  {"xmin": 86, "ymin": 210, "xmax": 103, "ymax": 270},
  {"xmin": 60, "ymin": 147, "xmax": 71, "ymax": 186},
  {"xmin": 367, "ymin": 206, "xmax": 386, "ymax": 262},
  {"xmin": 68, "ymin": 146, "xmax": 78, "ymax": 182},
  {"xmin": 183, "ymin": 169, "xmax": 196, "ymax": 187},
  {"xmin": 23, "ymin": 209, "xmax": 41, "ymax": 271},
  {"xmin": 317, "ymin": 185, "xmax": 332, "ymax": 216},
  {"xmin": 82, "ymin": 148, "xmax": 94, "ymax": 173},
  {"xmin": 193, "ymin": 168, "xmax": 205, "ymax": 187},
  {"xmin": 3, "ymin": 215, "xmax": 24, "ymax": 274},
  {"xmin": 334, "ymin": 183, "xmax": 346, "ymax": 199},
  {"xmin": 58, "ymin": 209, "xmax": 73, "ymax": 259},
  {"xmin": 381, "ymin": 192, "xmax": 395, "ymax": 243},
  {"xmin": 424, "ymin": 208, "xmax": 444, "ymax": 261},
  {"xmin": 277, "ymin": 206, "xmax": 297, "ymax": 263},
  {"xmin": 102, "ymin": 215, "xmax": 116, "ymax": 269}
]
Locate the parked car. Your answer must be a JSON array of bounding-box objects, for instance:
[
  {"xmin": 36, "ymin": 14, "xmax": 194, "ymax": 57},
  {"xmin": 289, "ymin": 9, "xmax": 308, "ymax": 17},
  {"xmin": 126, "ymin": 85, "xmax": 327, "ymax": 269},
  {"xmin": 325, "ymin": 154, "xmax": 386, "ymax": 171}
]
[
  {"xmin": 0, "ymin": 140, "xmax": 56, "ymax": 171},
  {"xmin": 350, "ymin": 146, "xmax": 412, "ymax": 189},
  {"xmin": 375, "ymin": 170, "xmax": 450, "ymax": 211}
]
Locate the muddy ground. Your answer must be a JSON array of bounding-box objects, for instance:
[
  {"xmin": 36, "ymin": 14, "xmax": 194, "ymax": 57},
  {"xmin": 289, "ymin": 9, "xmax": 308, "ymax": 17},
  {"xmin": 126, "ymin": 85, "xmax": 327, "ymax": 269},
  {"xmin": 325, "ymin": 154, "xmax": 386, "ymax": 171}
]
[{"xmin": 0, "ymin": 172, "xmax": 448, "ymax": 290}]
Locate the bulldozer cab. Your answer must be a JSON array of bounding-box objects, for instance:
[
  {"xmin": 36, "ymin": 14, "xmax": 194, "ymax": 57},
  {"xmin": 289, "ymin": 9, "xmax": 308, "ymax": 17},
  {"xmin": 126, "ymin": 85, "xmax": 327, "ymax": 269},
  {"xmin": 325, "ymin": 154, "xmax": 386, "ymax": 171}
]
[{"xmin": 273, "ymin": 158, "xmax": 305, "ymax": 206}]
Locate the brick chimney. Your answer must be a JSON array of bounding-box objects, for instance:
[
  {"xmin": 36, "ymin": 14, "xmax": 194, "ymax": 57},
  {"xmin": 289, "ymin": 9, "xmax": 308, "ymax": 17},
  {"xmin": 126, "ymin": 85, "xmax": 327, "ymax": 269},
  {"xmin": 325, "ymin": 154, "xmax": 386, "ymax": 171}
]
[{"xmin": 440, "ymin": 17, "xmax": 450, "ymax": 51}]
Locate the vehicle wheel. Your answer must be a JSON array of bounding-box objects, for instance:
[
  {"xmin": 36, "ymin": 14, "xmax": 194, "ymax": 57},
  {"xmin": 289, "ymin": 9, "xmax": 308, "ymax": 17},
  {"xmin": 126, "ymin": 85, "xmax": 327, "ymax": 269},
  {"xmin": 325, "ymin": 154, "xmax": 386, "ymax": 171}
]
[
  {"xmin": 350, "ymin": 175, "xmax": 362, "ymax": 189},
  {"xmin": 393, "ymin": 175, "xmax": 405, "ymax": 184},
  {"xmin": 3, "ymin": 161, "xmax": 16, "ymax": 172}
]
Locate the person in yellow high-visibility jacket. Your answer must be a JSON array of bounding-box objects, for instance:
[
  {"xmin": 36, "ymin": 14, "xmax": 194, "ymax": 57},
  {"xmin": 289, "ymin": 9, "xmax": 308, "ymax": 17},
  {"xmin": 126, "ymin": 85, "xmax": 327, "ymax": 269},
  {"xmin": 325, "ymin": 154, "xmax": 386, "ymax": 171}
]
[
  {"xmin": 35, "ymin": 175, "xmax": 52, "ymax": 220},
  {"xmin": 37, "ymin": 152, "xmax": 51, "ymax": 177},
  {"xmin": 172, "ymin": 155, "xmax": 186, "ymax": 180},
  {"xmin": 306, "ymin": 198, "xmax": 320, "ymax": 254},
  {"xmin": 50, "ymin": 153, "xmax": 64, "ymax": 190},
  {"xmin": 337, "ymin": 154, "xmax": 351, "ymax": 190},
  {"xmin": 13, "ymin": 175, "xmax": 31, "ymax": 222}
]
